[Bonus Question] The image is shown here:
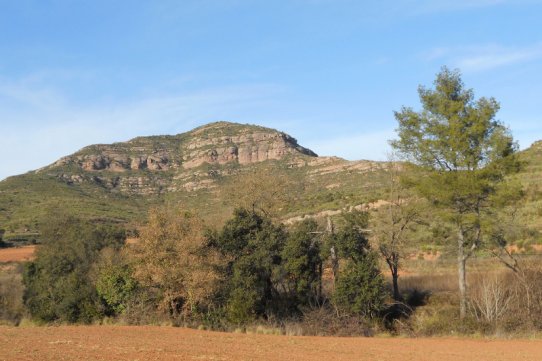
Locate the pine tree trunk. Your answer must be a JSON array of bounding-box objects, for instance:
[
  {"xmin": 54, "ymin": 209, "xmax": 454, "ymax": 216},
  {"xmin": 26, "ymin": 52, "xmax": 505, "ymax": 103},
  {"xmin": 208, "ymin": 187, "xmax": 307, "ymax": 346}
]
[{"xmin": 458, "ymin": 227, "xmax": 467, "ymax": 320}]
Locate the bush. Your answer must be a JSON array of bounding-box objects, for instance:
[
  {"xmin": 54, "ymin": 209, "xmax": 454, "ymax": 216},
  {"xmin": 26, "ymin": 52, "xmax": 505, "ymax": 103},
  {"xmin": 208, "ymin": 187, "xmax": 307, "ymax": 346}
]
[
  {"xmin": 297, "ymin": 306, "xmax": 374, "ymax": 336},
  {"xmin": 23, "ymin": 215, "xmax": 125, "ymax": 323},
  {"xmin": 0, "ymin": 229, "xmax": 6, "ymax": 248},
  {"xmin": 332, "ymin": 211, "xmax": 387, "ymax": 319},
  {"xmin": 130, "ymin": 208, "xmax": 222, "ymax": 322},
  {"xmin": 212, "ymin": 208, "xmax": 287, "ymax": 324},
  {"xmin": 334, "ymin": 252, "xmax": 386, "ymax": 318},
  {"xmin": 0, "ymin": 266, "xmax": 25, "ymax": 325},
  {"xmin": 280, "ymin": 219, "xmax": 322, "ymax": 307},
  {"xmin": 95, "ymin": 248, "xmax": 137, "ymax": 316},
  {"xmin": 469, "ymin": 274, "xmax": 512, "ymax": 325},
  {"xmin": 409, "ymin": 292, "xmax": 484, "ymax": 336}
]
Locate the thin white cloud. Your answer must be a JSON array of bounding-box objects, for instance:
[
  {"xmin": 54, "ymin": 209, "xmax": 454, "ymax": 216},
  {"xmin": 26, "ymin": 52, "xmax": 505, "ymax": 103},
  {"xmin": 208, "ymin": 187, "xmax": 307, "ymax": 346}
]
[
  {"xmin": 422, "ymin": 43, "xmax": 542, "ymax": 72},
  {"xmin": 304, "ymin": 129, "xmax": 395, "ymax": 161},
  {"xmin": 0, "ymin": 77, "xmax": 282, "ymax": 180}
]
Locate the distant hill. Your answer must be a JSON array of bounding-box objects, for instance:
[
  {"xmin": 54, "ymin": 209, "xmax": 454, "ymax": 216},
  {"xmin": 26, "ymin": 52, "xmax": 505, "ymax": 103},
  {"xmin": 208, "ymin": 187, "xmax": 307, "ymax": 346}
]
[
  {"xmin": 2, "ymin": 121, "xmax": 540, "ymax": 244},
  {"xmin": 514, "ymin": 140, "xmax": 542, "ymax": 236},
  {"xmin": 0, "ymin": 122, "xmax": 389, "ymax": 235}
]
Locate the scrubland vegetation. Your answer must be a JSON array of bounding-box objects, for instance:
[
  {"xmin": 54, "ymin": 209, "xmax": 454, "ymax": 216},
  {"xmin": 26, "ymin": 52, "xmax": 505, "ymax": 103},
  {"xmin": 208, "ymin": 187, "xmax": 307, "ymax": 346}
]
[{"xmin": 1, "ymin": 68, "xmax": 542, "ymax": 339}]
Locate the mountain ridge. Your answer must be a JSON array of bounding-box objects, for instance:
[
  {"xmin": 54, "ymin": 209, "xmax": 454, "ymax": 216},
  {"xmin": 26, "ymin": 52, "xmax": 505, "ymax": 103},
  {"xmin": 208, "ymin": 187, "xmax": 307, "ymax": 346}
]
[
  {"xmin": 0, "ymin": 121, "xmax": 387, "ymax": 234},
  {"xmin": 2, "ymin": 121, "xmax": 540, "ymax": 241}
]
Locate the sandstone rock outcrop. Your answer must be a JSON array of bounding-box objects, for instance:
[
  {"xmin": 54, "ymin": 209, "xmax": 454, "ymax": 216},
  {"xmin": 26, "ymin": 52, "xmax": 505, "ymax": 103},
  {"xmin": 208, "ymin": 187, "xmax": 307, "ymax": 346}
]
[
  {"xmin": 181, "ymin": 130, "xmax": 316, "ymax": 169},
  {"xmin": 38, "ymin": 122, "xmax": 321, "ymax": 195}
]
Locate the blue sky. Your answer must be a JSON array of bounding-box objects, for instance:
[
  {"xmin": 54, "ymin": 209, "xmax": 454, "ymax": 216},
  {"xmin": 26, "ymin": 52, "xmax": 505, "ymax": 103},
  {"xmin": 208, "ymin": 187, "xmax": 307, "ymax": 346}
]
[{"xmin": 1, "ymin": 0, "xmax": 542, "ymax": 180}]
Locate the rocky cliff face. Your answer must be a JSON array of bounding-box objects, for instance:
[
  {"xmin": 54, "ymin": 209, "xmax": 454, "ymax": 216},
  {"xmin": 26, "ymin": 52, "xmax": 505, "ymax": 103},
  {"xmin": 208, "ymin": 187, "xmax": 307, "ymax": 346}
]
[
  {"xmin": 39, "ymin": 122, "xmax": 320, "ymax": 195},
  {"xmin": 182, "ymin": 128, "xmax": 317, "ymax": 169},
  {"xmin": 49, "ymin": 122, "xmax": 316, "ymax": 172}
]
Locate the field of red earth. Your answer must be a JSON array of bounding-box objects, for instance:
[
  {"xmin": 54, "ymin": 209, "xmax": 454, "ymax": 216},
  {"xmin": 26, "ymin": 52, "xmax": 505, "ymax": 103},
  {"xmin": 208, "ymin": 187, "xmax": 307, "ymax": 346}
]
[
  {"xmin": 0, "ymin": 246, "xmax": 36, "ymax": 263},
  {"xmin": 3, "ymin": 242, "xmax": 540, "ymax": 264},
  {"xmin": 1, "ymin": 326, "xmax": 542, "ymax": 361}
]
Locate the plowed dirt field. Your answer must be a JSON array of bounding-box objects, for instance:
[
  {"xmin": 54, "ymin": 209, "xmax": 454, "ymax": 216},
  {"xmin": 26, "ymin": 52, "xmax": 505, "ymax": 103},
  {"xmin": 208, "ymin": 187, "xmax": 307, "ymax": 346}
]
[
  {"xmin": 0, "ymin": 246, "xmax": 36, "ymax": 263},
  {"xmin": 1, "ymin": 326, "xmax": 541, "ymax": 361}
]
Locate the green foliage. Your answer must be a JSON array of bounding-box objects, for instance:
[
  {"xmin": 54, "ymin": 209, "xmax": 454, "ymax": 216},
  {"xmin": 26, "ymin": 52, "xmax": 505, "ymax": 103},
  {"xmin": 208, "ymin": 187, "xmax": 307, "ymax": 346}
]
[
  {"xmin": 281, "ymin": 219, "xmax": 322, "ymax": 306},
  {"xmin": 392, "ymin": 67, "xmax": 519, "ymax": 218},
  {"xmin": 335, "ymin": 210, "xmax": 370, "ymax": 261},
  {"xmin": 333, "ymin": 211, "xmax": 386, "ymax": 318},
  {"xmin": 95, "ymin": 250, "xmax": 137, "ymax": 316},
  {"xmin": 212, "ymin": 208, "xmax": 287, "ymax": 323},
  {"xmin": 393, "ymin": 67, "xmax": 516, "ymax": 172},
  {"xmin": 391, "ymin": 67, "xmax": 521, "ymax": 318},
  {"xmin": 334, "ymin": 251, "xmax": 385, "ymax": 318},
  {"xmin": 211, "ymin": 209, "xmax": 387, "ymax": 324},
  {"xmin": 23, "ymin": 215, "xmax": 125, "ymax": 323},
  {"xmin": 0, "ymin": 266, "xmax": 25, "ymax": 325}
]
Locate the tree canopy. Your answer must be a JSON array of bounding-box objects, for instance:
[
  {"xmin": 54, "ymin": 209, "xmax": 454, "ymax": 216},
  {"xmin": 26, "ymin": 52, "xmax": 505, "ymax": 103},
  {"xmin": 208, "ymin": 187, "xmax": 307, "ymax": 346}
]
[{"xmin": 391, "ymin": 67, "xmax": 520, "ymax": 319}]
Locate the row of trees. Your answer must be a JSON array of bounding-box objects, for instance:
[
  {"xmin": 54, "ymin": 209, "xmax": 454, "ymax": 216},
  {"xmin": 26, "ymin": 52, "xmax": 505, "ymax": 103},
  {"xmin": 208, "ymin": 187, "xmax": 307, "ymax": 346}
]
[{"xmin": 22, "ymin": 208, "xmax": 387, "ymax": 326}]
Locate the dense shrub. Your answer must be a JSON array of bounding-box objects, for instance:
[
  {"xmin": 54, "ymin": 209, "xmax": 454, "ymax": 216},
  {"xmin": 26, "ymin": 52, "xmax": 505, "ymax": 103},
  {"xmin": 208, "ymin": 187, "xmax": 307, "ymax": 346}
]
[
  {"xmin": 0, "ymin": 266, "xmax": 25, "ymax": 325},
  {"xmin": 95, "ymin": 248, "xmax": 137, "ymax": 316},
  {"xmin": 333, "ymin": 211, "xmax": 386, "ymax": 318},
  {"xmin": 130, "ymin": 208, "xmax": 222, "ymax": 322},
  {"xmin": 280, "ymin": 219, "xmax": 322, "ymax": 308},
  {"xmin": 211, "ymin": 208, "xmax": 287, "ymax": 323},
  {"xmin": 334, "ymin": 252, "xmax": 386, "ymax": 318},
  {"xmin": 297, "ymin": 305, "xmax": 374, "ymax": 336},
  {"xmin": 16, "ymin": 206, "xmax": 391, "ymax": 332},
  {"xmin": 23, "ymin": 215, "xmax": 125, "ymax": 323}
]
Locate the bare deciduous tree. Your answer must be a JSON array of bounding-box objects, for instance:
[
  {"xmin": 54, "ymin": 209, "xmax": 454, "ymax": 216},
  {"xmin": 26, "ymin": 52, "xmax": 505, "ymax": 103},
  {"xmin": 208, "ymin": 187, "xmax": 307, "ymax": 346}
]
[{"xmin": 371, "ymin": 160, "xmax": 422, "ymax": 301}]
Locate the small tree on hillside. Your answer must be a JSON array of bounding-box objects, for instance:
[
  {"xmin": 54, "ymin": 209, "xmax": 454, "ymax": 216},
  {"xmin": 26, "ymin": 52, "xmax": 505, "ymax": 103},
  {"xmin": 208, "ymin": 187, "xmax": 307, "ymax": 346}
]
[
  {"xmin": 391, "ymin": 67, "xmax": 520, "ymax": 319},
  {"xmin": 225, "ymin": 167, "xmax": 299, "ymax": 220}
]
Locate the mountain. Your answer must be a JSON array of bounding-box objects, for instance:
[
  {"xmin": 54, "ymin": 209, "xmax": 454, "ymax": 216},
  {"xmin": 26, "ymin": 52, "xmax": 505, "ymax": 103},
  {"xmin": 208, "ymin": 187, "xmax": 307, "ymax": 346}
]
[{"xmin": 0, "ymin": 122, "xmax": 389, "ymax": 235}]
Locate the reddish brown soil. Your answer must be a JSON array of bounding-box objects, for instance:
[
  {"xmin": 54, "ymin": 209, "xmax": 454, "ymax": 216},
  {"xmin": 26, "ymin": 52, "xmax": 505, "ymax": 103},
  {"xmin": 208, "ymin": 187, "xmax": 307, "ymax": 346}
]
[
  {"xmin": 1, "ymin": 326, "xmax": 541, "ymax": 361},
  {"xmin": 0, "ymin": 246, "xmax": 36, "ymax": 263}
]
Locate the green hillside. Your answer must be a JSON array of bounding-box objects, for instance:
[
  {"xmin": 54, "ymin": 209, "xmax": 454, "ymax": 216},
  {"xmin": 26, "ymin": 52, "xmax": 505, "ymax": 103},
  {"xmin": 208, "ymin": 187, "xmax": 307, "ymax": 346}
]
[
  {"xmin": 1, "ymin": 121, "xmax": 539, "ymax": 245},
  {"xmin": 0, "ymin": 122, "xmax": 388, "ymax": 237},
  {"xmin": 514, "ymin": 141, "xmax": 542, "ymax": 237}
]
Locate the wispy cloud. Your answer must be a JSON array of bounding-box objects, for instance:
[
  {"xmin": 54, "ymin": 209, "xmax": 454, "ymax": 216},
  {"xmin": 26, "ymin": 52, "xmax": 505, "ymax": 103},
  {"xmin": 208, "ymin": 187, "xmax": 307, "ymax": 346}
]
[
  {"xmin": 0, "ymin": 76, "xmax": 282, "ymax": 180},
  {"xmin": 421, "ymin": 43, "xmax": 542, "ymax": 72},
  {"xmin": 304, "ymin": 129, "xmax": 395, "ymax": 161}
]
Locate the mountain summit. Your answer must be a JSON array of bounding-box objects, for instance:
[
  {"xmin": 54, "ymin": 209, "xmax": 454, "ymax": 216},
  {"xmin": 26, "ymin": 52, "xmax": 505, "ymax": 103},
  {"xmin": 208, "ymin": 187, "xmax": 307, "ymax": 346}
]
[
  {"xmin": 46, "ymin": 121, "xmax": 317, "ymax": 174},
  {"xmin": 34, "ymin": 121, "xmax": 319, "ymax": 196},
  {"xmin": 0, "ymin": 122, "xmax": 384, "ymax": 233},
  {"xmin": 1, "ymin": 121, "xmax": 540, "ymax": 237}
]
